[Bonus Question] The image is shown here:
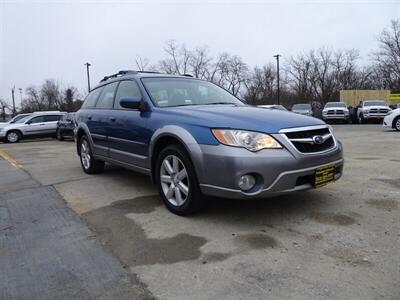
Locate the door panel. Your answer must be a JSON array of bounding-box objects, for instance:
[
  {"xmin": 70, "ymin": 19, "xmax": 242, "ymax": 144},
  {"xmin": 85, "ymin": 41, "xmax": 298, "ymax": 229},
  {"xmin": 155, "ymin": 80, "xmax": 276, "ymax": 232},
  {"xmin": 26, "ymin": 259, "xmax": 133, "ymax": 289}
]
[{"xmin": 108, "ymin": 80, "xmax": 149, "ymax": 168}]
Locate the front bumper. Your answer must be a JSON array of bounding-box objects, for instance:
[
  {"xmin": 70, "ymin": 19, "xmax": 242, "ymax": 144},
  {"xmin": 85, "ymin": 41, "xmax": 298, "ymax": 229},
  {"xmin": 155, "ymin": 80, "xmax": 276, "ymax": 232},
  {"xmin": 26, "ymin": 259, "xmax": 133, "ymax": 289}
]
[
  {"xmin": 322, "ymin": 114, "xmax": 349, "ymax": 120},
  {"xmin": 363, "ymin": 113, "xmax": 387, "ymax": 119},
  {"xmin": 191, "ymin": 133, "xmax": 343, "ymax": 199}
]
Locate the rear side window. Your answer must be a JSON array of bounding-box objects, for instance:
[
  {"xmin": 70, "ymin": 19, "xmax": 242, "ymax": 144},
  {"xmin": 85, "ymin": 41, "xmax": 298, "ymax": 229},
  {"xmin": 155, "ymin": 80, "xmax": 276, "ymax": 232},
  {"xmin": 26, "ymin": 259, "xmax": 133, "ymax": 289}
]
[
  {"xmin": 96, "ymin": 82, "xmax": 118, "ymax": 109},
  {"xmin": 82, "ymin": 87, "xmax": 103, "ymax": 108},
  {"xmin": 114, "ymin": 80, "xmax": 142, "ymax": 109},
  {"xmin": 30, "ymin": 116, "xmax": 45, "ymax": 124},
  {"xmin": 45, "ymin": 115, "xmax": 62, "ymax": 122}
]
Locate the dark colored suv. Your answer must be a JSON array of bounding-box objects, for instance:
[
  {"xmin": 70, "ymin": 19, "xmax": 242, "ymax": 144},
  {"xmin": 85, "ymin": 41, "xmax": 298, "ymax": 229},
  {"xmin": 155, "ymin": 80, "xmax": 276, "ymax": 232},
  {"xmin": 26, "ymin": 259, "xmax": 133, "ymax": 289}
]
[
  {"xmin": 75, "ymin": 71, "xmax": 343, "ymax": 215},
  {"xmin": 57, "ymin": 113, "xmax": 76, "ymax": 140}
]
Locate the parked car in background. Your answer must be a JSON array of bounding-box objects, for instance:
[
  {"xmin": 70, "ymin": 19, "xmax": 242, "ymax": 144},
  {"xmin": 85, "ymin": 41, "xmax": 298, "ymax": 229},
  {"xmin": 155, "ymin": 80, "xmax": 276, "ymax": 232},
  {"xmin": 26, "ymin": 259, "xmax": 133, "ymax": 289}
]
[
  {"xmin": 383, "ymin": 108, "xmax": 400, "ymax": 131},
  {"xmin": 0, "ymin": 111, "xmax": 66, "ymax": 143},
  {"xmin": 75, "ymin": 70, "xmax": 343, "ymax": 215},
  {"xmin": 291, "ymin": 103, "xmax": 313, "ymax": 116},
  {"xmin": 0, "ymin": 113, "xmax": 31, "ymax": 129},
  {"xmin": 258, "ymin": 104, "xmax": 287, "ymax": 111},
  {"xmin": 322, "ymin": 102, "xmax": 349, "ymax": 123},
  {"xmin": 357, "ymin": 100, "xmax": 391, "ymax": 124},
  {"xmin": 56, "ymin": 112, "xmax": 76, "ymax": 140}
]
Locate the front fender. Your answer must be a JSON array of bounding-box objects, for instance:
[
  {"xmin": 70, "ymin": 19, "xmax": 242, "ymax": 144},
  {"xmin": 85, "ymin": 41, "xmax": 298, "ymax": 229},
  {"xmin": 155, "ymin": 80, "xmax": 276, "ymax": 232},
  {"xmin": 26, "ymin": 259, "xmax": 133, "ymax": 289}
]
[{"xmin": 149, "ymin": 125, "xmax": 206, "ymax": 182}]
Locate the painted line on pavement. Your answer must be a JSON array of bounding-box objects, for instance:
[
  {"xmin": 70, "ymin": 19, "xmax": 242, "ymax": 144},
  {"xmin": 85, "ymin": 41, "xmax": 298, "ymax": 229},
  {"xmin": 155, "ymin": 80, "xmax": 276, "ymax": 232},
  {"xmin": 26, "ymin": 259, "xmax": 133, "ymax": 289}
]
[{"xmin": 0, "ymin": 150, "xmax": 23, "ymax": 169}]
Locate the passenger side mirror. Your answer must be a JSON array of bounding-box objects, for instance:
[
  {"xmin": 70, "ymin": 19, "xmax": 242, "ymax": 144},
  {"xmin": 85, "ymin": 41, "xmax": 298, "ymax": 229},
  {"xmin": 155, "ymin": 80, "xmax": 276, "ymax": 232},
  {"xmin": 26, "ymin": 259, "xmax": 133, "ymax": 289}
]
[{"xmin": 119, "ymin": 97, "xmax": 142, "ymax": 109}]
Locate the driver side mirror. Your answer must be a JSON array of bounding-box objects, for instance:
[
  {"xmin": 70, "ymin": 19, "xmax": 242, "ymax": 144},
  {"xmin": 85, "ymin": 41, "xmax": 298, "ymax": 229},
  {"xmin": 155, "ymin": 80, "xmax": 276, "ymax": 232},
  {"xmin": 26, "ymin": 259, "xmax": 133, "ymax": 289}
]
[
  {"xmin": 26, "ymin": 120, "xmax": 32, "ymax": 125},
  {"xmin": 119, "ymin": 96, "xmax": 142, "ymax": 110}
]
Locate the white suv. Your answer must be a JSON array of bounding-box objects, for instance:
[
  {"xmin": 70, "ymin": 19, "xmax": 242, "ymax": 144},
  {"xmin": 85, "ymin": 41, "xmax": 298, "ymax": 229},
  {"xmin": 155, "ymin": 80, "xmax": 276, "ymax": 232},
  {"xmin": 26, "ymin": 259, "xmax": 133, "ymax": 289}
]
[
  {"xmin": 0, "ymin": 111, "xmax": 66, "ymax": 143},
  {"xmin": 357, "ymin": 100, "xmax": 391, "ymax": 124},
  {"xmin": 383, "ymin": 108, "xmax": 400, "ymax": 131}
]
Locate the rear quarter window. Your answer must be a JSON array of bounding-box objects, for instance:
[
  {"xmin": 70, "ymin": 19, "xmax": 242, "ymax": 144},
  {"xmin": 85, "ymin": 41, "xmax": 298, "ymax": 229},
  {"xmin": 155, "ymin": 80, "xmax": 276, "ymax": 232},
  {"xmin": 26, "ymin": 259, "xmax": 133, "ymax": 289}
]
[{"xmin": 81, "ymin": 87, "xmax": 103, "ymax": 108}]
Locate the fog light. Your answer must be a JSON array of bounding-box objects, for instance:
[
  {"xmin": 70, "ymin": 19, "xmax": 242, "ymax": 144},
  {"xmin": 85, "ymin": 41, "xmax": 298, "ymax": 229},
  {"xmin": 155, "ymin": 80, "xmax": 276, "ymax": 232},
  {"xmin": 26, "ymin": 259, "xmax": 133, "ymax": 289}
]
[{"xmin": 238, "ymin": 174, "xmax": 256, "ymax": 191}]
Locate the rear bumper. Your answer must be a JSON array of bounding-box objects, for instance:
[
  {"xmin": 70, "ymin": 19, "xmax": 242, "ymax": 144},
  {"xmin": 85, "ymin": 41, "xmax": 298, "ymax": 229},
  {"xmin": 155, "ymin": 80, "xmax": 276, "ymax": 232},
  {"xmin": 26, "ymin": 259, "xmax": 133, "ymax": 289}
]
[{"xmin": 191, "ymin": 135, "xmax": 344, "ymax": 199}]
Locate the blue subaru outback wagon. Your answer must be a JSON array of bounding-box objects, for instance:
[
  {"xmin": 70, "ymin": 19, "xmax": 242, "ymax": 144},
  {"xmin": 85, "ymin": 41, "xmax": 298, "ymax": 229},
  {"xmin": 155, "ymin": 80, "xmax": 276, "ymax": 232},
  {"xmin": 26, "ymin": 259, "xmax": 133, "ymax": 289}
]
[{"xmin": 75, "ymin": 70, "xmax": 343, "ymax": 215}]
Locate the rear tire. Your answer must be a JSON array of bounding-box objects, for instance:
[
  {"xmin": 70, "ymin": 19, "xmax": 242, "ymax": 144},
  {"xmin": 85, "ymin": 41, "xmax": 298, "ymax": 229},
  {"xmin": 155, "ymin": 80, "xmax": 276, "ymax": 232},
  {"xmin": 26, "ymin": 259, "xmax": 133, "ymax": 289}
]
[
  {"xmin": 394, "ymin": 116, "xmax": 400, "ymax": 131},
  {"xmin": 6, "ymin": 130, "xmax": 21, "ymax": 143},
  {"xmin": 79, "ymin": 135, "xmax": 104, "ymax": 174},
  {"xmin": 155, "ymin": 144, "xmax": 207, "ymax": 215}
]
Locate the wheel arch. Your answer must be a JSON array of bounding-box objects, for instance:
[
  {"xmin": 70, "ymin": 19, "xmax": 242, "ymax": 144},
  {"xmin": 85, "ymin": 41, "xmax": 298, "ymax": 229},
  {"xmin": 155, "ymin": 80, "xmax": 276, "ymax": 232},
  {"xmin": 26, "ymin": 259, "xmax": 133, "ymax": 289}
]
[
  {"xmin": 75, "ymin": 124, "xmax": 94, "ymax": 155},
  {"xmin": 6, "ymin": 129, "xmax": 23, "ymax": 141},
  {"xmin": 149, "ymin": 126, "xmax": 204, "ymax": 184}
]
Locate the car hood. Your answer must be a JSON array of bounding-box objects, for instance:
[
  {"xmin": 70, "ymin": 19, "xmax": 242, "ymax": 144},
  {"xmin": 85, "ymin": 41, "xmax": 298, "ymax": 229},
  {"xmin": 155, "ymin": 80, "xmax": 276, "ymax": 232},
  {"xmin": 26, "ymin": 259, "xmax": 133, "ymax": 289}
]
[
  {"xmin": 363, "ymin": 105, "xmax": 390, "ymax": 110},
  {"xmin": 1, "ymin": 123, "xmax": 26, "ymax": 131},
  {"xmin": 159, "ymin": 105, "xmax": 324, "ymax": 133},
  {"xmin": 323, "ymin": 107, "xmax": 349, "ymax": 112},
  {"xmin": 0, "ymin": 122, "xmax": 10, "ymax": 129}
]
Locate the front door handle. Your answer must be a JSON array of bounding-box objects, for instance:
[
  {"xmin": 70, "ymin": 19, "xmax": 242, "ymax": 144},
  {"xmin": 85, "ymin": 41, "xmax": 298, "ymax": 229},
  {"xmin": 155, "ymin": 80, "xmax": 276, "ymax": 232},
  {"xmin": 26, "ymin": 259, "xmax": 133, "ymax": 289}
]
[
  {"xmin": 87, "ymin": 115, "xmax": 92, "ymax": 120},
  {"xmin": 109, "ymin": 117, "xmax": 116, "ymax": 122}
]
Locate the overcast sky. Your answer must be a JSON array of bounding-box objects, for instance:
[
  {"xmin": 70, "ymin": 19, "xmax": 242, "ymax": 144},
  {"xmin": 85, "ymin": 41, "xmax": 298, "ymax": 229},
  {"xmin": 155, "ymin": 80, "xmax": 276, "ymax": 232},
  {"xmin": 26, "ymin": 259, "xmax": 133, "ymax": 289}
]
[{"xmin": 1, "ymin": 0, "xmax": 399, "ymax": 106}]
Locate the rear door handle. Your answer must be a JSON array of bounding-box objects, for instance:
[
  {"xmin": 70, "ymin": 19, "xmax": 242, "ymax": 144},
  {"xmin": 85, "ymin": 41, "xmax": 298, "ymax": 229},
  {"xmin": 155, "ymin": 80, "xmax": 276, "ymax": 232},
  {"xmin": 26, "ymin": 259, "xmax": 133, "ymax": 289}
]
[{"xmin": 109, "ymin": 117, "xmax": 116, "ymax": 122}]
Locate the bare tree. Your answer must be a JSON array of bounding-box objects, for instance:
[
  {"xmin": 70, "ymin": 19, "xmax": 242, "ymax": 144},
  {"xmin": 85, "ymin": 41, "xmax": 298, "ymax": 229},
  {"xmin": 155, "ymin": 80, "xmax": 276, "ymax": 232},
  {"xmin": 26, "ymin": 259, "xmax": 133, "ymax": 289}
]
[
  {"xmin": 372, "ymin": 19, "xmax": 400, "ymax": 91},
  {"xmin": 244, "ymin": 64, "xmax": 276, "ymax": 104},
  {"xmin": 0, "ymin": 98, "xmax": 9, "ymax": 121},
  {"xmin": 135, "ymin": 56, "xmax": 150, "ymax": 71}
]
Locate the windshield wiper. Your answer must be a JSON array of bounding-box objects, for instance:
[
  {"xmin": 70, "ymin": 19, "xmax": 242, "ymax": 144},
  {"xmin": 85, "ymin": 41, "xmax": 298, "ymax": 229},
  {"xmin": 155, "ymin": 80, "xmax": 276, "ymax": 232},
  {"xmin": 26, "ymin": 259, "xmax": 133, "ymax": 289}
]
[{"xmin": 203, "ymin": 102, "xmax": 238, "ymax": 106}]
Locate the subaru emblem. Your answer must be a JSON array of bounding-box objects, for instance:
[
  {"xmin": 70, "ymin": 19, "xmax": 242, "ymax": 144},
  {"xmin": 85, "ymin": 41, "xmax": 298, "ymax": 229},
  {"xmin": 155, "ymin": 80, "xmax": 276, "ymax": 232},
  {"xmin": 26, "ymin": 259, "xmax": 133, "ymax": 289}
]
[{"xmin": 312, "ymin": 135, "xmax": 324, "ymax": 144}]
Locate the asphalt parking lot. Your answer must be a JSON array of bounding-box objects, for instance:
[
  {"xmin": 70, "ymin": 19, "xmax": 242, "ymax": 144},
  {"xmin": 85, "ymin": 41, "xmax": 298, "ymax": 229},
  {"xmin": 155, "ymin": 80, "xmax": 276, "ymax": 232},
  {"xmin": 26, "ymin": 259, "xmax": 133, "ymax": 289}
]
[{"xmin": 0, "ymin": 125, "xmax": 399, "ymax": 300}]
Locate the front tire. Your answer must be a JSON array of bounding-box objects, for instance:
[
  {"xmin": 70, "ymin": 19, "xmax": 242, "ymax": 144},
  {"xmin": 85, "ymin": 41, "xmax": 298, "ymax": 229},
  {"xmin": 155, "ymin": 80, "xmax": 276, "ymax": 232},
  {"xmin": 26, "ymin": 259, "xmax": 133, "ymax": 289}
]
[
  {"xmin": 394, "ymin": 116, "xmax": 400, "ymax": 131},
  {"xmin": 155, "ymin": 144, "xmax": 207, "ymax": 215},
  {"xmin": 6, "ymin": 130, "xmax": 21, "ymax": 143},
  {"xmin": 79, "ymin": 135, "xmax": 104, "ymax": 174}
]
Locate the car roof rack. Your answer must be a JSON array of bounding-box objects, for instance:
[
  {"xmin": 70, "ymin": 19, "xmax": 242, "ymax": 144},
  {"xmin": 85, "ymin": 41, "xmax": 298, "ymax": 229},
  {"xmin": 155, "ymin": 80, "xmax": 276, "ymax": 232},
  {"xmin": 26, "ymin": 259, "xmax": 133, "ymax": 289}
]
[{"xmin": 100, "ymin": 70, "xmax": 169, "ymax": 83}]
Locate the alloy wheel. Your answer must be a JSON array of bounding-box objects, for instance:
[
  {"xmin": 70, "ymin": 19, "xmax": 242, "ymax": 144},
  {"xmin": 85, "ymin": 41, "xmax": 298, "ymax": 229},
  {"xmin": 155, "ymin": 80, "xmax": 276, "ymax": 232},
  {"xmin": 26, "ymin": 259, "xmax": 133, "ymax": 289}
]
[
  {"xmin": 396, "ymin": 118, "xmax": 400, "ymax": 131},
  {"xmin": 160, "ymin": 155, "xmax": 189, "ymax": 207},
  {"xmin": 80, "ymin": 139, "xmax": 91, "ymax": 170},
  {"xmin": 7, "ymin": 132, "xmax": 19, "ymax": 143}
]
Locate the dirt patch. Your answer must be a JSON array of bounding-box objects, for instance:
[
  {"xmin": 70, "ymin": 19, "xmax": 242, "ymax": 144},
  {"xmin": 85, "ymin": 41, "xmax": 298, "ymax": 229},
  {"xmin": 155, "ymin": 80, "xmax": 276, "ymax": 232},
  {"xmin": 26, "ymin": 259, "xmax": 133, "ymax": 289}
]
[
  {"xmin": 310, "ymin": 211, "xmax": 355, "ymax": 226},
  {"xmin": 356, "ymin": 157, "xmax": 379, "ymax": 161},
  {"xmin": 324, "ymin": 246, "xmax": 372, "ymax": 267},
  {"xmin": 83, "ymin": 196, "xmax": 207, "ymax": 267},
  {"xmin": 234, "ymin": 233, "xmax": 278, "ymax": 249},
  {"xmin": 366, "ymin": 199, "xmax": 399, "ymax": 211},
  {"xmin": 376, "ymin": 178, "xmax": 400, "ymax": 190},
  {"xmin": 111, "ymin": 195, "xmax": 162, "ymax": 214},
  {"xmin": 201, "ymin": 252, "xmax": 232, "ymax": 263}
]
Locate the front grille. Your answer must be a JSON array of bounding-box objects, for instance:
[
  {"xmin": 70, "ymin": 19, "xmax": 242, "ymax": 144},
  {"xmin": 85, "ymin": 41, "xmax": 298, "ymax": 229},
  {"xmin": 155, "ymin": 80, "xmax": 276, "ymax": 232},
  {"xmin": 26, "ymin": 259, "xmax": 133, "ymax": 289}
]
[
  {"xmin": 284, "ymin": 127, "xmax": 335, "ymax": 154},
  {"xmin": 336, "ymin": 110, "xmax": 344, "ymax": 115}
]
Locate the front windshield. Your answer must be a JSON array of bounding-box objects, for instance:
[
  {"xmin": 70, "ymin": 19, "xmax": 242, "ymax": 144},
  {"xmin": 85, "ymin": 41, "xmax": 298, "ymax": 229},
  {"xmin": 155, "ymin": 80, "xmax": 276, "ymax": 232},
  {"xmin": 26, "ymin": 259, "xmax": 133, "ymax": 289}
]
[
  {"xmin": 364, "ymin": 101, "xmax": 386, "ymax": 106},
  {"xmin": 15, "ymin": 116, "xmax": 31, "ymax": 124},
  {"xmin": 142, "ymin": 78, "xmax": 245, "ymax": 107},
  {"xmin": 292, "ymin": 104, "xmax": 311, "ymax": 110},
  {"xmin": 325, "ymin": 102, "xmax": 346, "ymax": 108}
]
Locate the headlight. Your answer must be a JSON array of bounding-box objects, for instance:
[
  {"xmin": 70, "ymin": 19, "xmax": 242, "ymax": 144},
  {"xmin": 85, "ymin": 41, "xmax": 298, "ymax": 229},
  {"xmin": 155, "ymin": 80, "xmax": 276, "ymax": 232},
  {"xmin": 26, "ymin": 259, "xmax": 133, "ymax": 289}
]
[
  {"xmin": 387, "ymin": 110, "xmax": 393, "ymax": 115},
  {"xmin": 211, "ymin": 129, "xmax": 282, "ymax": 152}
]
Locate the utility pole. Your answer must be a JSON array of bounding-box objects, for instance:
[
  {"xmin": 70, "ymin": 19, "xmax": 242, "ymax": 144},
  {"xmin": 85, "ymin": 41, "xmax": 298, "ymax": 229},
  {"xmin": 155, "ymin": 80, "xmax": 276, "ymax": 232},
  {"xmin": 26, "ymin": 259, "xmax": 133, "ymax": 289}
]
[
  {"xmin": 11, "ymin": 86, "xmax": 16, "ymax": 116},
  {"xmin": 273, "ymin": 54, "xmax": 281, "ymax": 105},
  {"xmin": 84, "ymin": 62, "xmax": 91, "ymax": 93}
]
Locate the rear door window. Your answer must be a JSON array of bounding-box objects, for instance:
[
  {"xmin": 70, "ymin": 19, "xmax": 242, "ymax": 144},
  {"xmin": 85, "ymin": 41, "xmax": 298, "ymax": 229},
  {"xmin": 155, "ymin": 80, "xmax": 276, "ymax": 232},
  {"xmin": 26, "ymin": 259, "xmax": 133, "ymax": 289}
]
[
  {"xmin": 82, "ymin": 87, "xmax": 103, "ymax": 108},
  {"xmin": 44, "ymin": 115, "xmax": 62, "ymax": 122},
  {"xmin": 29, "ymin": 116, "xmax": 45, "ymax": 124},
  {"xmin": 96, "ymin": 82, "xmax": 118, "ymax": 109},
  {"xmin": 114, "ymin": 80, "xmax": 142, "ymax": 109}
]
